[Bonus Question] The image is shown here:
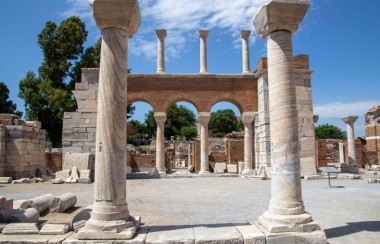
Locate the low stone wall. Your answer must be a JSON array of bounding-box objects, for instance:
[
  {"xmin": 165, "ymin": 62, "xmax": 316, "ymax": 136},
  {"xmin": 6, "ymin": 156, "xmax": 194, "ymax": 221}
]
[{"xmin": 0, "ymin": 114, "xmax": 48, "ymax": 179}]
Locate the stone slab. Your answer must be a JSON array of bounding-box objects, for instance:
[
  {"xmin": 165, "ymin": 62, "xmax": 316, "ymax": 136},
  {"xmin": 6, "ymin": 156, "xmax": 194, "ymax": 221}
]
[
  {"xmin": 79, "ymin": 170, "xmax": 91, "ymax": 179},
  {"xmin": 227, "ymin": 164, "xmax": 238, "ymax": 173},
  {"xmin": 40, "ymin": 223, "xmax": 70, "ymax": 235},
  {"xmin": 0, "ymin": 177, "xmax": 12, "ymax": 184},
  {"xmin": 49, "ymin": 232, "xmax": 75, "ymax": 244},
  {"xmin": 63, "ymin": 153, "xmax": 93, "ymax": 171},
  {"xmin": 338, "ymin": 174, "xmax": 361, "ymax": 179},
  {"xmin": 194, "ymin": 225, "xmax": 243, "ymax": 244},
  {"xmin": 0, "ymin": 224, "xmax": 6, "ymax": 233},
  {"xmin": 145, "ymin": 225, "xmax": 194, "ymax": 244},
  {"xmin": 56, "ymin": 170, "xmax": 71, "ymax": 180},
  {"xmin": 214, "ymin": 163, "xmax": 227, "ymax": 174},
  {"xmin": 304, "ymin": 175, "xmax": 321, "ymax": 180},
  {"xmin": 300, "ymin": 157, "xmax": 317, "ymax": 177},
  {"xmin": 263, "ymin": 229, "xmax": 327, "ymax": 244},
  {"xmin": 235, "ymin": 223, "xmax": 266, "ymax": 244},
  {"xmin": 0, "ymin": 234, "xmax": 55, "ymax": 243},
  {"xmin": 2, "ymin": 223, "xmax": 39, "ymax": 235}
]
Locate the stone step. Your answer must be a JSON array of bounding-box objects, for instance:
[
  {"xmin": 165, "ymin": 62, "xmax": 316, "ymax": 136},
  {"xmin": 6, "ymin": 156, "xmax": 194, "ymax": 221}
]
[{"xmin": 2, "ymin": 223, "xmax": 39, "ymax": 235}]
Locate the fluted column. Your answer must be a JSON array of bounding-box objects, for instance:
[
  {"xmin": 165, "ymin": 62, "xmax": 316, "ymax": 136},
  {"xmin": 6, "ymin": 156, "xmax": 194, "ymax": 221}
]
[
  {"xmin": 241, "ymin": 30, "xmax": 251, "ymax": 74},
  {"xmin": 342, "ymin": 115, "xmax": 359, "ymax": 173},
  {"xmin": 156, "ymin": 29, "xmax": 167, "ymax": 74},
  {"xmin": 154, "ymin": 112, "xmax": 167, "ymax": 174},
  {"xmin": 78, "ymin": 0, "xmax": 141, "ymax": 240},
  {"xmin": 242, "ymin": 112, "xmax": 256, "ymax": 174},
  {"xmin": 198, "ymin": 112, "xmax": 211, "ymax": 174},
  {"xmin": 254, "ymin": 1, "xmax": 326, "ymax": 241},
  {"xmin": 199, "ymin": 30, "xmax": 209, "ymax": 74}
]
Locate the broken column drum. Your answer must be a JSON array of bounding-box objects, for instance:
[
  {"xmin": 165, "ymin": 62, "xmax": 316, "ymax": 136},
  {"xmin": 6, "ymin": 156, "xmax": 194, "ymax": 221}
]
[
  {"xmin": 49, "ymin": 192, "xmax": 77, "ymax": 213},
  {"xmin": 30, "ymin": 194, "xmax": 54, "ymax": 213},
  {"xmin": 254, "ymin": 0, "xmax": 326, "ymax": 242},
  {"xmin": 78, "ymin": 0, "xmax": 141, "ymax": 240},
  {"xmin": 154, "ymin": 112, "xmax": 167, "ymax": 174}
]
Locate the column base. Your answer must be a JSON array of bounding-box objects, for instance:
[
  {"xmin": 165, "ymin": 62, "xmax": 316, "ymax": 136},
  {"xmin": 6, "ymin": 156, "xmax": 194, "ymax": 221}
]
[
  {"xmin": 77, "ymin": 216, "xmax": 140, "ymax": 240},
  {"xmin": 242, "ymin": 168, "xmax": 255, "ymax": 175},
  {"xmin": 199, "ymin": 170, "xmax": 211, "ymax": 175}
]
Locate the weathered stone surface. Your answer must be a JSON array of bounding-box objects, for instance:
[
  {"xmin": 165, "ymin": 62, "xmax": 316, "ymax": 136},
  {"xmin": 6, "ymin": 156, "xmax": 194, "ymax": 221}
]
[
  {"xmin": 30, "ymin": 194, "xmax": 54, "ymax": 213},
  {"xmin": 236, "ymin": 223, "xmax": 265, "ymax": 244},
  {"xmin": 78, "ymin": 178, "xmax": 91, "ymax": 184},
  {"xmin": 0, "ymin": 177, "xmax": 12, "ymax": 184},
  {"xmin": 49, "ymin": 193, "xmax": 77, "ymax": 213},
  {"xmin": 12, "ymin": 178, "xmax": 30, "ymax": 184},
  {"xmin": 0, "ymin": 196, "xmax": 12, "ymax": 211},
  {"xmin": 73, "ymin": 220, "xmax": 86, "ymax": 233},
  {"xmin": 40, "ymin": 223, "xmax": 69, "ymax": 235},
  {"xmin": 227, "ymin": 164, "xmax": 238, "ymax": 173},
  {"xmin": 214, "ymin": 163, "xmax": 227, "ymax": 174},
  {"xmin": 52, "ymin": 178, "xmax": 64, "ymax": 184},
  {"xmin": 194, "ymin": 225, "xmax": 243, "ymax": 244},
  {"xmin": 63, "ymin": 153, "xmax": 93, "ymax": 171},
  {"xmin": 8, "ymin": 208, "xmax": 40, "ymax": 223},
  {"xmin": 304, "ymin": 175, "xmax": 321, "ymax": 180},
  {"xmin": 1, "ymin": 223, "xmax": 39, "ymax": 235},
  {"xmin": 300, "ymin": 157, "xmax": 317, "ymax": 176},
  {"xmin": 146, "ymin": 226, "xmax": 194, "ymax": 244},
  {"xmin": 79, "ymin": 170, "xmax": 91, "ymax": 179},
  {"xmin": 338, "ymin": 174, "xmax": 361, "ymax": 180},
  {"xmin": 56, "ymin": 169, "xmax": 71, "ymax": 180},
  {"xmin": 13, "ymin": 199, "xmax": 33, "ymax": 210}
]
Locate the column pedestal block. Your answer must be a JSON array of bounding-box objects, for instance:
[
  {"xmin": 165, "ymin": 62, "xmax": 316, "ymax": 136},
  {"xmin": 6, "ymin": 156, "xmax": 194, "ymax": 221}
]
[{"xmin": 242, "ymin": 168, "xmax": 255, "ymax": 175}]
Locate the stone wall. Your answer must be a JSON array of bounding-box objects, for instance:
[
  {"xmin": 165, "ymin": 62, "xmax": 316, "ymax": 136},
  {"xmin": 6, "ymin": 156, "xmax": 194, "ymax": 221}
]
[
  {"xmin": 0, "ymin": 114, "xmax": 48, "ymax": 179},
  {"xmin": 0, "ymin": 126, "xmax": 6, "ymax": 176},
  {"xmin": 127, "ymin": 153, "xmax": 156, "ymax": 173},
  {"xmin": 365, "ymin": 106, "xmax": 380, "ymax": 164}
]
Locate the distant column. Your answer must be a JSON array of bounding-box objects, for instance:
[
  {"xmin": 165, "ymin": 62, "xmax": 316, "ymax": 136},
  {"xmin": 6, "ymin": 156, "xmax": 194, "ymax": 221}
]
[
  {"xmin": 154, "ymin": 112, "xmax": 167, "ymax": 174},
  {"xmin": 339, "ymin": 142, "xmax": 345, "ymax": 164},
  {"xmin": 156, "ymin": 29, "xmax": 167, "ymax": 74},
  {"xmin": 199, "ymin": 30, "xmax": 209, "ymax": 74},
  {"xmin": 242, "ymin": 112, "xmax": 256, "ymax": 175},
  {"xmin": 341, "ymin": 115, "xmax": 359, "ymax": 173},
  {"xmin": 198, "ymin": 112, "xmax": 211, "ymax": 174},
  {"xmin": 241, "ymin": 30, "xmax": 251, "ymax": 74}
]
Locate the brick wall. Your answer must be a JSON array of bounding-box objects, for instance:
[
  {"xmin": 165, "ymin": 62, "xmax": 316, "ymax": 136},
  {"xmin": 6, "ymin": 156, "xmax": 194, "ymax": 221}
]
[
  {"xmin": 0, "ymin": 114, "xmax": 48, "ymax": 179},
  {"xmin": 45, "ymin": 152, "xmax": 63, "ymax": 172},
  {"xmin": 227, "ymin": 140, "xmax": 244, "ymax": 165},
  {"xmin": 127, "ymin": 154, "xmax": 156, "ymax": 172}
]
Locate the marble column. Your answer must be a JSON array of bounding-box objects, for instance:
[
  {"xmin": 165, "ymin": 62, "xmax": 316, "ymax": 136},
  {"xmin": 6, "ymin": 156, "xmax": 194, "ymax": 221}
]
[
  {"xmin": 241, "ymin": 30, "xmax": 251, "ymax": 74},
  {"xmin": 188, "ymin": 142, "xmax": 192, "ymax": 167},
  {"xmin": 198, "ymin": 112, "xmax": 211, "ymax": 174},
  {"xmin": 242, "ymin": 112, "xmax": 256, "ymax": 175},
  {"xmin": 199, "ymin": 30, "xmax": 209, "ymax": 74},
  {"xmin": 341, "ymin": 115, "xmax": 359, "ymax": 173},
  {"xmin": 254, "ymin": 1, "xmax": 326, "ymax": 242},
  {"xmin": 78, "ymin": 0, "xmax": 141, "ymax": 240},
  {"xmin": 154, "ymin": 112, "xmax": 167, "ymax": 174},
  {"xmin": 339, "ymin": 142, "xmax": 345, "ymax": 164},
  {"xmin": 156, "ymin": 29, "xmax": 167, "ymax": 74}
]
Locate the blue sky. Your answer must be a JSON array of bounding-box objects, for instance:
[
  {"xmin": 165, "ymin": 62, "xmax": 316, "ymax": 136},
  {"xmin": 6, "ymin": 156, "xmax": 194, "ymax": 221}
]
[{"xmin": 1, "ymin": 0, "xmax": 380, "ymax": 137}]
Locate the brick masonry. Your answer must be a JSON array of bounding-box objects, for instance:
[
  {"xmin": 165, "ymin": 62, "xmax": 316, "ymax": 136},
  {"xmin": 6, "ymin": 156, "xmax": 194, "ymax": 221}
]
[
  {"xmin": 0, "ymin": 114, "xmax": 48, "ymax": 179},
  {"xmin": 365, "ymin": 106, "xmax": 380, "ymax": 164}
]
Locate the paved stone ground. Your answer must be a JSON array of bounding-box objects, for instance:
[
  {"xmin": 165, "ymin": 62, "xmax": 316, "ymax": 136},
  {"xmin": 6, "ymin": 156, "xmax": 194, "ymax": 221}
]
[{"xmin": 1, "ymin": 176, "xmax": 380, "ymax": 243}]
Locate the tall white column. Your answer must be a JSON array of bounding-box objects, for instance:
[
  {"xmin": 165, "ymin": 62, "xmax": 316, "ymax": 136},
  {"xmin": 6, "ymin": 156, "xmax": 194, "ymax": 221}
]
[
  {"xmin": 241, "ymin": 30, "xmax": 251, "ymax": 74},
  {"xmin": 199, "ymin": 30, "xmax": 209, "ymax": 74},
  {"xmin": 154, "ymin": 112, "xmax": 167, "ymax": 174},
  {"xmin": 254, "ymin": 1, "xmax": 326, "ymax": 242},
  {"xmin": 78, "ymin": 0, "xmax": 141, "ymax": 240},
  {"xmin": 242, "ymin": 112, "xmax": 256, "ymax": 175},
  {"xmin": 198, "ymin": 112, "xmax": 211, "ymax": 174},
  {"xmin": 341, "ymin": 115, "xmax": 359, "ymax": 173},
  {"xmin": 156, "ymin": 29, "xmax": 167, "ymax": 74}
]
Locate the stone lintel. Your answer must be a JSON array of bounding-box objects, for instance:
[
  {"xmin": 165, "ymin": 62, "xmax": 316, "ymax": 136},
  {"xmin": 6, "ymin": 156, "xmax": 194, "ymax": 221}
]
[
  {"xmin": 90, "ymin": 0, "xmax": 141, "ymax": 38},
  {"xmin": 341, "ymin": 115, "xmax": 359, "ymax": 124},
  {"xmin": 242, "ymin": 112, "xmax": 258, "ymax": 124},
  {"xmin": 253, "ymin": 0, "xmax": 310, "ymax": 39},
  {"xmin": 155, "ymin": 29, "xmax": 167, "ymax": 39},
  {"xmin": 198, "ymin": 30, "xmax": 209, "ymax": 38}
]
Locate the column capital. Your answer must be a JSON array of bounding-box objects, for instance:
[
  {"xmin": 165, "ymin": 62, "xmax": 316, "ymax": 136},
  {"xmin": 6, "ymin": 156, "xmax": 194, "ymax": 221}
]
[
  {"xmin": 198, "ymin": 112, "xmax": 211, "ymax": 124},
  {"xmin": 240, "ymin": 30, "xmax": 251, "ymax": 40},
  {"xmin": 341, "ymin": 115, "xmax": 358, "ymax": 125},
  {"xmin": 90, "ymin": 0, "xmax": 141, "ymax": 38},
  {"xmin": 154, "ymin": 112, "xmax": 167, "ymax": 125},
  {"xmin": 198, "ymin": 30, "xmax": 209, "ymax": 39},
  {"xmin": 253, "ymin": 0, "xmax": 310, "ymax": 39},
  {"xmin": 242, "ymin": 112, "xmax": 257, "ymax": 124},
  {"xmin": 155, "ymin": 29, "xmax": 167, "ymax": 40},
  {"xmin": 313, "ymin": 115, "xmax": 319, "ymax": 124}
]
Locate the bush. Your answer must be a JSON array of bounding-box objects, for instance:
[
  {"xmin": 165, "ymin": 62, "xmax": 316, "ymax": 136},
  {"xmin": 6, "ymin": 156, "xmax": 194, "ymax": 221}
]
[
  {"xmin": 180, "ymin": 126, "xmax": 197, "ymax": 140},
  {"xmin": 212, "ymin": 132, "xmax": 226, "ymax": 138}
]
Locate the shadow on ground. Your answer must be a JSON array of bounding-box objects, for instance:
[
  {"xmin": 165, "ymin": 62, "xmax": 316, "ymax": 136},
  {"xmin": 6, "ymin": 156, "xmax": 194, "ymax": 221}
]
[{"xmin": 325, "ymin": 221, "xmax": 380, "ymax": 238}]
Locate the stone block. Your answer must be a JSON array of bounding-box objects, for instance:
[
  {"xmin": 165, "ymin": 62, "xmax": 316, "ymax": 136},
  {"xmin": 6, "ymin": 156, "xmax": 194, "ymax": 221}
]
[
  {"xmin": 63, "ymin": 153, "xmax": 93, "ymax": 171},
  {"xmin": 194, "ymin": 225, "xmax": 243, "ymax": 244},
  {"xmin": 78, "ymin": 178, "xmax": 91, "ymax": 184},
  {"xmin": 79, "ymin": 169, "xmax": 91, "ymax": 179},
  {"xmin": 236, "ymin": 223, "xmax": 266, "ymax": 244},
  {"xmin": 238, "ymin": 161, "xmax": 244, "ymax": 174},
  {"xmin": 304, "ymin": 175, "xmax": 321, "ymax": 180},
  {"xmin": 56, "ymin": 169, "xmax": 71, "ymax": 180},
  {"xmin": 0, "ymin": 177, "xmax": 12, "ymax": 184},
  {"xmin": 0, "ymin": 196, "xmax": 12, "ymax": 211},
  {"xmin": 214, "ymin": 163, "xmax": 227, "ymax": 174},
  {"xmin": 146, "ymin": 226, "xmax": 194, "ymax": 243},
  {"xmin": 1, "ymin": 223, "xmax": 39, "ymax": 235},
  {"xmin": 227, "ymin": 164, "xmax": 238, "ymax": 173},
  {"xmin": 40, "ymin": 223, "xmax": 69, "ymax": 235},
  {"xmin": 300, "ymin": 157, "xmax": 317, "ymax": 177}
]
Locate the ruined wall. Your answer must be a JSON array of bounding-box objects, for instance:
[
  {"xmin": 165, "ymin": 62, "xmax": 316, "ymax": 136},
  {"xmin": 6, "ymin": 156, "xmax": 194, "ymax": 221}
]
[
  {"xmin": 0, "ymin": 126, "xmax": 6, "ymax": 176},
  {"xmin": 227, "ymin": 140, "xmax": 244, "ymax": 165},
  {"xmin": 127, "ymin": 154, "xmax": 156, "ymax": 173},
  {"xmin": 45, "ymin": 152, "xmax": 63, "ymax": 172},
  {"xmin": 0, "ymin": 114, "xmax": 48, "ymax": 179},
  {"xmin": 365, "ymin": 106, "xmax": 380, "ymax": 164}
]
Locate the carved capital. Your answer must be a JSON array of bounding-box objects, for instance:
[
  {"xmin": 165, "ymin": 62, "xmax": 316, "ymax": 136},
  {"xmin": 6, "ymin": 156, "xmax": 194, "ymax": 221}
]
[
  {"xmin": 341, "ymin": 115, "xmax": 359, "ymax": 125},
  {"xmin": 155, "ymin": 29, "xmax": 167, "ymax": 40},
  {"xmin": 253, "ymin": 0, "xmax": 310, "ymax": 39},
  {"xmin": 198, "ymin": 112, "xmax": 211, "ymax": 125},
  {"xmin": 240, "ymin": 30, "xmax": 251, "ymax": 40},
  {"xmin": 198, "ymin": 30, "xmax": 209, "ymax": 39},
  {"xmin": 154, "ymin": 112, "xmax": 167, "ymax": 126},
  {"xmin": 90, "ymin": 0, "xmax": 141, "ymax": 38},
  {"xmin": 242, "ymin": 112, "xmax": 257, "ymax": 124}
]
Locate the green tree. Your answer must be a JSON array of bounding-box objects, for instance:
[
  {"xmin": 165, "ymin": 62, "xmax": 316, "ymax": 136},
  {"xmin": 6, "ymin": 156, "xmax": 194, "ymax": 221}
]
[
  {"xmin": 0, "ymin": 82, "xmax": 22, "ymax": 117},
  {"xmin": 144, "ymin": 104, "xmax": 197, "ymax": 139},
  {"xmin": 315, "ymin": 124, "xmax": 346, "ymax": 140},
  {"xmin": 18, "ymin": 16, "xmax": 87, "ymax": 147},
  {"xmin": 209, "ymin": 109, "xmax": 238, "ymax": 136},
  {"xmin": 128, "ymin": 119, "xmax": 148, "ymax": 139},
  {"xmin": 180, "ymin": 126, "xmax": 197, "ymax": 140}
]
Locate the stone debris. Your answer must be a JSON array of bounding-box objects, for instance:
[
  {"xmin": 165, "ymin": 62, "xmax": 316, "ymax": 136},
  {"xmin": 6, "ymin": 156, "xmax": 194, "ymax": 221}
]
[
  {"xmin": 368, "ymin": 179, "xmax": 380, "ymax": 183},
  {"xmin": 30, "ymin": 194, "xmax": 54, "ymax": 213},
  {"xmin": 11, "ymin": 178, "xmax": 30, "ymax": 184},
  {"xmin": 55, "ymin": 169, "xmax": 71, "ymax": 180},
  {"xmin": 1, "ymin": 223, "xmax": 39, "ymax": 235},
  {"xmin": 66, "ymin": 166, "xmax": 79, "ymax": 183},
  {"xmin": 39, "ymin": 223, "xmax": 69, "ymax": 235},
  {"xmin": 227, "ymin": 164, "xmax": 238, "ymax": 173},
  {"xmin": 214, "ymin": 163, "xmax": 227, "ymax": 173},
  {"xmin": 49, "ymin": 192, "xmax": 77, "ymax": 213},
  {"xmin": 52, "ymin": 178, "xmax": 64, "ymax": 184},
  {"xmin": 338, "ymin": 174, "xmax": 361, "ymax": 180},
  {"xmin": 304, "ymin": 175, "xmax": 321, "ymax": 180},
  {"xmin": 13, "ymin": 200, "xmax": 33, "ymax": 210},
  {"xmin": 0, "ymin": 208, "xmax": 40, "ymax": 223},
  {"xmin": 365, "ymin": 171, "xmax": 378, "ymax": 175},
  {"xmin": 73, "ymin": 220, "xmax": 86, "ymax": 233},
  {"xmin": 0, "ymin": 177, "xmax": 12, "ymax": 184},
  {"xmin": 30, "ymin": 177, "xmax": 44, "ymax": 183},
  {"xmin": 0, "ymin": 196, "xmax": 12, "ymax": 211}
]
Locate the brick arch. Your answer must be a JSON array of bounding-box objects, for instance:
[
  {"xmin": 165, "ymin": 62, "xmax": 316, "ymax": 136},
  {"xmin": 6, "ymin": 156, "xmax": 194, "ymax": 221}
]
[
  {"xmin": 162, "ymin": 94, "xmax": 200, "ymax": 114},
  {"xmin": 208, "ymin": 98, "xmax": 244, "ymax": 115},
  {"xmin": 127, "ymin": 97, "xmax": 155, "ymax": 112}
]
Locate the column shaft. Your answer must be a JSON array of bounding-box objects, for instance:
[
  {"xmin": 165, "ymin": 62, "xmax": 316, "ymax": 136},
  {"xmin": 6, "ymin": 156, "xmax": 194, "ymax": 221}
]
[
  {"xmin": 199, "ymin": 30, "xmax": 209, "ymax": 74},
  {"xmin": 199, "ymin": 113, "xmax": 210, "ymax": 174},
  {"xmin": 154, "ymin": 113, "xmax": 167, "ymax": 174},
  {"xmin": 242, "ymin": 112, "xmax": 256, "ymax": 174},
  {"xmin": 346, "ymin": 123, "xmax": 356, "ymax": 166},
  {"xmin": 156, "ymin": 29, "xmax": 167, "ymax": 74},
  {"xmin": 241, "ymin": 30, "xmax": 251, "ymax": 74}
]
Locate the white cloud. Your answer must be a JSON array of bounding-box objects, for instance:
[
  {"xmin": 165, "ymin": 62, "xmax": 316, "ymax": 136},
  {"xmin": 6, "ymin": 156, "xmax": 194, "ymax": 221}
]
[
  {"xmin": 63, "ymin": 0, "xmax": 269, "ymax": 59},
  {"xmin": 314, "ymin": 100, "xmax": 380, "ymax": 118}
]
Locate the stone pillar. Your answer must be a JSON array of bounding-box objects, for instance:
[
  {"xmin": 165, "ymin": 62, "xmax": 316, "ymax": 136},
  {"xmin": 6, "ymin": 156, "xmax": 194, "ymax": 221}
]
[
  {"xmin": 0, "ymin": 126, "xmax": 5, "ymax": 177},
  {"xmin": 254, "ymin": 1, "xmax": 326, "ymax": 242},
  {"xmin": 242, "ymin": 112, "xmax": 256, "ymax": 175},
  {"xmin": 341, "ymin": 115, "xmax": 359, "ymax": 173},
  {"xmin": 188, "ymin": 142, "xmax": 192, "ymax": 167},
  {"xmin": 154, "ymin": 112, "xmax": 167, "ymax": 175},
  {"xmin": 156, "ymin": 29, "xmax": 167, "ymax": 74},
  {"xmin": 241, "ymin": 30, "xmax": 251, "ymax": 74},
  {"xmin": 198, "ymin": 112, "xmax": 211, "ymax": 174},
  {"xmin": 78, "ymin": 0, "xmax": 141, "ymax": 240},
  {"xmin": 199, "ymin": 30, "xmax": 209, "ymax": 74},
  {"xmin": 339, "ymin": 142, "xmax": 345, "ymax": 164}
]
